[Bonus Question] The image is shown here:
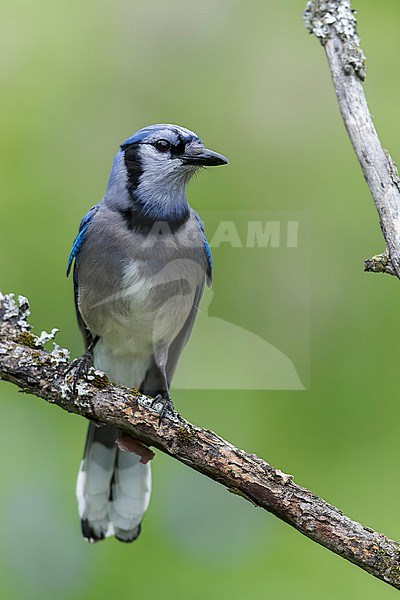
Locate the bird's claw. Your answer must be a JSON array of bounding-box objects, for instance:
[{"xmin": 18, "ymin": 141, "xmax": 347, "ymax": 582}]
[
  {"xmin": 65, "ymin": 350, "xmax": 94, "ymax": 395},
  {"xmin": 151, "ymin": 394, "xmax": 175, "ymax": 425}
]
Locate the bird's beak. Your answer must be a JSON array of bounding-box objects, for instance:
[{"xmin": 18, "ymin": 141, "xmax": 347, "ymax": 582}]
[{"xmin": 181, "ymin": 143, "xmax": 228, "ymax": 167}]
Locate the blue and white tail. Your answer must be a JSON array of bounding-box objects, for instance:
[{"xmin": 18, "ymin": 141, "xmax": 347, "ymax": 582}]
[{"xmin": 76, "ymin": 423, "xmax": 151, "ymax": 543}]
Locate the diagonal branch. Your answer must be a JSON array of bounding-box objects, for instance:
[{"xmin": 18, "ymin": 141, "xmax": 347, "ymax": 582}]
[
  {"xmin": 1, "ymin": 291, "xmax": 400, "ymax": 589},
  {"xmin": 304, "ymin": 0, "xmax": 400, "ymax": 278}
]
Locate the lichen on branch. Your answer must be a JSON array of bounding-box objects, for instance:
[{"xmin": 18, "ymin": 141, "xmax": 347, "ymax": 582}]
[{"xmin": 303, "ymin": 0, "xmax": 366, "ymax": 79}]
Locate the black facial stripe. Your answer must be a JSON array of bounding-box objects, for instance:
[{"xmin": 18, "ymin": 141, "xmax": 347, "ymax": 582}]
[
  {"xmin": 124, "ymin": 145, "xmax": 143, "ymax": 194},
  {"xmin": 139, "ymin": 138, "xmax": 185, "ymax": 156},
  {"xmin": 170, "ymin": 137, "xmax": 185, "ymax": 156}
]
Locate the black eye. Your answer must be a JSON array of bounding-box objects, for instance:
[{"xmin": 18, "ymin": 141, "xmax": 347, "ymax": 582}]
[{"xmin": 155, "ymin": 139, "xmax": 171, "ymax": 153}]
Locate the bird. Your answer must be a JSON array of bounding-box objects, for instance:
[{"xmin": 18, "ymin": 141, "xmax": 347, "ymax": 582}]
[{"xmin": 67, "ymin": 124, "xmax": 228, "ymax": 543}]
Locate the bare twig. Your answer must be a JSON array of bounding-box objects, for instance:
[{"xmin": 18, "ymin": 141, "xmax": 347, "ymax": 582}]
[
  {"xmin": 364, "ymin": 252, "xmax": 396, "ymax": 276},
  {"xmin": 304, "ymin": 0, "xmax": 400, "ymax": 277},
  {"xmin": 1, "ymin": 291, "xmax": 400, "ymax": 589}
]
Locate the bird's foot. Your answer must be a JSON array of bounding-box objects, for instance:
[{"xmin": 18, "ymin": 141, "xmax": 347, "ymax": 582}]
[
  {"xmin": 151, "ymin": 393, "xmax": 175, "ymax": 425},
  {"xmin": 65, "ymin": 349, "xmax": 94, "ymax": 395}
]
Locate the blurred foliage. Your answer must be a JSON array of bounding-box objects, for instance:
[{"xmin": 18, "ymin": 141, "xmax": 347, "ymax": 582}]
[{"xmin": 2, "ymin": 1, "xmax": 400, "ymax": 598}]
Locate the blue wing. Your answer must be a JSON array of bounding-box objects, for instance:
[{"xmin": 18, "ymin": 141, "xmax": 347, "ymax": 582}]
[
  {"xmin": 67, "ymin": 205, "xmax": 99, "ymax": 348},
  {"xmin": 67, "ymin": 205, "xmax": 98, "ymax": 277},
  {"xmin": 193, "ymin": 211, "xmax": 212, "ymax": 285}
]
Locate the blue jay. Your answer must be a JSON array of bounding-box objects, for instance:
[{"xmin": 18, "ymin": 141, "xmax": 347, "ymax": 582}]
[{"xmin": 67, "ymin": 124, "xmax": 228, "ymax": 543}]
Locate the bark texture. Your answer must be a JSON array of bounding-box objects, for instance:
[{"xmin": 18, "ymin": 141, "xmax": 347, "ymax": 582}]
[
  {"xmin": 304, "ymin": 0, "xmax": 400, "ymax": 278},
  {"xmin": 1, "ymin": 292, "xmax": 400, "ymax": 589}
]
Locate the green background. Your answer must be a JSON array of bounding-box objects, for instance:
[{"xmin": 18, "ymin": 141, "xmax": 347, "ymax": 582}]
[{"xmin": 1, "ymin": 1, "xmax": 400, "ymax": 598}]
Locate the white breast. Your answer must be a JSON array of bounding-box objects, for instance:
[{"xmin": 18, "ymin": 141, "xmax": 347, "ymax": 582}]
[
  {"xmin": 122, "ymin": 256, "xmax": 203, "ymax": 346},
  {"xmin": 90, "ymin": 215, "xmax": 207, "ymax": 389},
  {"xmin": 93, "ymin": 255, "xmax": 204, "ymax": 388}
]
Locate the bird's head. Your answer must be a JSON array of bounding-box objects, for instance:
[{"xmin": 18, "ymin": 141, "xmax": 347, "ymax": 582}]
[{"xmin": 105, "ymin": 124, "xmax": 228, "ymax": 223}]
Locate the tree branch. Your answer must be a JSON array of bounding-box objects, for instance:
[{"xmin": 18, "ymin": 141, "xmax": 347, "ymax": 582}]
[
  {"xmin": 364, "ymin": 252, "xmax": 396, "ymax": 276},
  {"xmin": 1, "ymin": 291, "xmax": 400, "ymax": 589},
  {"xmin": 304, "ymin": 0, "xmax": 400, "ymax": 278}
]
